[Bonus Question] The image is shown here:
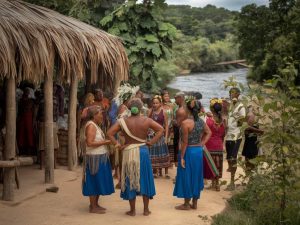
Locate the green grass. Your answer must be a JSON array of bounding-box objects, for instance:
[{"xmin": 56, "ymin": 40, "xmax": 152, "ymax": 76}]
[{"xmin": 212, "ymin": 209, "xmax": 255, "ymax": 225}]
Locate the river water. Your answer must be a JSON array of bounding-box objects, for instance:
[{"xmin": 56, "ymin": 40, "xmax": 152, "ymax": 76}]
[{"xmin": 168, "ymin": 68, "xmax": 248, "ymax": 110}]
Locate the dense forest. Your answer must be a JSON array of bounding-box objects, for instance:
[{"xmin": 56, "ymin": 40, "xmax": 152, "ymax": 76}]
[
  {"xmin": 236, "ymin": 0, "xmax": 300, "ymax": 83},
  {"xmin": 25, "ymin": 0, "xmax": 239, "ymax": 91},
  {"xmin": 25, "ymin": 0, "xmax": 300, "ymax": 88},
  {"xmin": 162, "ymin": 4, "xmax": 239, "ymax": 74}
]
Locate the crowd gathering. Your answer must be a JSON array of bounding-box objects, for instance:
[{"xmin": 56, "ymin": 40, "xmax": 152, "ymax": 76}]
[
  {"xmin": 78, "ymin": 83, "xmax": 263, "ymax": 216},
  {"xmin": 0, "ymin": 81, "xmax": 263, "ymax": 216}
]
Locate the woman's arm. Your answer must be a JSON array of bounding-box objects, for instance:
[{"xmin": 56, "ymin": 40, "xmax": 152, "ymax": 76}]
[
  {"xmin": 85, "ymin": 124, "xmax": 111, "ymax": 147},
  {"xmin": 147, "ymin": 119, "xmax": 164, "ymax": 146},
  {"xmin": 200, "ymin": 123, "xmax": 212, "ymax": 147},
  {"xmin": 163, "ymin": 110, "xmax": 169, "ymax": 141},
  {"xmin": 107, "ymin": 122, "xmax": 121, "ymax": 146}
]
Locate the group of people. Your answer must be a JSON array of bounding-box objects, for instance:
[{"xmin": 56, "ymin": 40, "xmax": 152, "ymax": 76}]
[
  {"xmin": 80, "ymin": 83, "xmax": 263, "ymax": 215},
  {"xmin": 1, "ymin": 83, "xmax": 65, "ymax": 169}
]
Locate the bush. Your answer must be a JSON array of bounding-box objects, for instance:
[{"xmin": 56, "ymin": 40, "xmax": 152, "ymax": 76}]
[
  {"xmin": 213, "ymin": 60, "xmax": 300, "ymax": 225},
  {"xmin": 212, "ymin": 209, "xmax": 255, "ymax": 225}
]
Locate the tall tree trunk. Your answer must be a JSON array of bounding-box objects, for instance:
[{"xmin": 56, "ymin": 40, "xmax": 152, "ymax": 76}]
[
  {"xmin": 68, "ymin": 74, "xmax": 78, "ymax": 170},
  {"xmin": 3, "ymin": 77, "xmax": 16, "ymax": 201},
  {"xmin": 44, "ymin": 75, "xmax": 54, "ymax": 183}
]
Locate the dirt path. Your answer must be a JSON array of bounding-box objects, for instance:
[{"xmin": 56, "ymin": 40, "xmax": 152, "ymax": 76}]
[{"xmin": 0, "ymin": 165, "xmax": 238, "ymax": 225}]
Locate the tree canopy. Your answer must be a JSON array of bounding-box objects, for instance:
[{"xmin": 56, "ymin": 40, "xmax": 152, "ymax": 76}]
[{"xmin": 236, "ymin": 0, "xmax": 300, "ymax": 83}]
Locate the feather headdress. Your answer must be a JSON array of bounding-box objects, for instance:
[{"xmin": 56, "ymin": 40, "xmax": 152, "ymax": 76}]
[{"xmin": 114, "ymin": 83, "xmax": 140, "ymax": 106}]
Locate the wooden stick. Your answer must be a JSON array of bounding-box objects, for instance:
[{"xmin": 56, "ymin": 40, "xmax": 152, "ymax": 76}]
[
  {"xmin": 0, "ymin": 157, "xmax": 34, "ymax": 168},
  {"xmin": 68, "ymin": 74, "xmax": 78, "ymax": 170},
  {"xmin": 44, "ymin": 75, "xmax": 54, "ymax": 184}
]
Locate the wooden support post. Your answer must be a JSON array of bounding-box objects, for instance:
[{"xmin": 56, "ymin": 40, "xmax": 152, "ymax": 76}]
[
  {"xmin": 3, "ymin": 77, "xmax": 16, "ymax": 201},
  {"xmin": 68, "ymin": 74, "xmax": 78, "ymax": 170},
  {"xmin": 44, "ymin": 75, "xmax": 54, "ymax": 184}
]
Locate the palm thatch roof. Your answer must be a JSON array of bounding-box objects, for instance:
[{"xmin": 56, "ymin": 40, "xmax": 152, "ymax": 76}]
[{"xmin": 0, "ymin": 0, "xmax": 128, "ymax": 89}]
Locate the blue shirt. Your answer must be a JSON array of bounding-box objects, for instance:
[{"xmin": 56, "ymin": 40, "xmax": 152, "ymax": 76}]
[{"xmin": 108, "ymin": 100, "xmax": 118, "ymax": 126}]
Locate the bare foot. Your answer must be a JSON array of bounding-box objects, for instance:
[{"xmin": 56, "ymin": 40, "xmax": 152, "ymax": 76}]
[
  {"xmin": 125, "ymin": 210, "xmax": 136, "ymax": 216},
  {"xmin": 90, "ymin": 205, "xmax": 106, "ymax": 211},
  {"xmin": 189, "ymin": 204, "xmax": 197, "ymax": 209},
  {"xmin": 89, "ymin": 207, "xmax": 106, "ymax": 214},
  {"xmin": 143, "ymin": 210, "xmax": 151, "ymax": 216},
  {"xmin": 97, "ymin": 205, "xmax": 106, "ymax": 210},
  {"xmin": 175, "ymin": 204, "xmax": 191, "ymax": 210},
  {"xmin": 90, "ymin": 204, "xmax": 106, "ymax": 210}
]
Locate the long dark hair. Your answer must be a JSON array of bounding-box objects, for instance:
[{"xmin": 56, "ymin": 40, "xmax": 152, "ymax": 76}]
[
  {"xmin": 211, "ymin": 103, "xmax": 222, "ymax": 123},
  {"xmin": 186, "ymin": 100, "xmax": 201, "ymax": 121}
]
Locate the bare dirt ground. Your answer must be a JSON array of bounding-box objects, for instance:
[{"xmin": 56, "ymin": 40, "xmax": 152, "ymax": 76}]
[{"xmin": 0, "ymin": 164, "xmax": 242, "ymax": 225}]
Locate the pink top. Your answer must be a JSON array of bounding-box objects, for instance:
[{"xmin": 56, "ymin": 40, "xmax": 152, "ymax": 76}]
[{"xmin": 205, "ymin": 117, "xmax": 225, "ymax": 151}]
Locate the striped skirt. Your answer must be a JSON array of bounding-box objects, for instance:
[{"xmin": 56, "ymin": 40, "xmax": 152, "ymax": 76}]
[
  {"xmin": 208, "ymin": 150, "xmax": 223, "ymax": 178},
  {"xmin": 149, "ymin": 136, "xmax": 170, "ymax": 169}
]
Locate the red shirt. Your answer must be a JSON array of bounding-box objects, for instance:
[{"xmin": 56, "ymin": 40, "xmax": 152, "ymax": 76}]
[{"xmin": 205, "ymin": 117, "xmax": 225, "ymax": 151}]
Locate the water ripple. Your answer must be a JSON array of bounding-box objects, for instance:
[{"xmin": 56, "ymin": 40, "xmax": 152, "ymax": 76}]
[{"xmin": 168, "ymin": 68, "xmax": 248, "ymax": 110}]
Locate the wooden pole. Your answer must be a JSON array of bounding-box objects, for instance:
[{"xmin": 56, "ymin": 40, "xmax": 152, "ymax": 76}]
[
  {"xmin": 68, "ymin": 74, "xmax": 78, "ymax": 170},
  {"xmin": 2, "ymin": 77, "xmax": 16, "ymax": 201},
  {"xmin": 44, "ymin": 75, "xmax": 54, "ymax": 183}
]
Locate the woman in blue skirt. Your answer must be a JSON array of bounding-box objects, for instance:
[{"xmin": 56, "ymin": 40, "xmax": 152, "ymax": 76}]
[
  {"xmin": 173, "ymin": 97, "xmax": 211, "ymax": 210},
  {"xmin": 108, "ymin": 98, "xmax": 164, "ymax": 216},
  {"xmin": 82, "ymin": 106, "xmax": 114, "ymax": 214}
]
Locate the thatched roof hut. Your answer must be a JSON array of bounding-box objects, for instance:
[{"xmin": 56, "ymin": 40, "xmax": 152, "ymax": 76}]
[
  {"xmin": 0, "ymin": 0, "xmax": 128, "ymax": 89},
  {"xmin": 0, "ymin": 0, "xmax": 129, "ymax": 201}
]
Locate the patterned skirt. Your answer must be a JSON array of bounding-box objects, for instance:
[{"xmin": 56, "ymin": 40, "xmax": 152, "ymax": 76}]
[
  {"xmin": 208, "ymin": 150, "xmax": 223, "ymax": 178},
  {"xmin": 149, "ymin": 136, "xmax": 170, "ymax": 169}
]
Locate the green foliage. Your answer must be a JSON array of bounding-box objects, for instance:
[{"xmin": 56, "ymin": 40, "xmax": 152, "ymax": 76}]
[
  {"xmin": 153, "ymin": 59, "xmax": 179, "ymax": 89},
  {"xmin": 162, "ymin": 5, "xmax": 237, "ymax": 42},
  {"xmin": 214, "ymin": 60, "xmax": 300, "ymax": 225},
  {"xmin": 172, "ymin": 33, "xmax": 239, "ymax": 73},
  {"xmin": 25, "ymin": 0, "xmax": 125, "ymax": 26},
  {"xmin": 237, "ymin": 0, "xmax": 300, "ymax": 82},
  {"xmin": 212, "ymin": 209, "xmax": 255, "ymax": 225},
  {"xmin": 100, "ymin": 0, "xmax": 177, "ymax": 91}
]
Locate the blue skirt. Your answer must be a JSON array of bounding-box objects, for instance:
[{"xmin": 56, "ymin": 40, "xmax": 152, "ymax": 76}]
[
  {"xmin": 173, "ymin": 146, "xmax": 204, "ymax": 199},
  {"xmin": 82, "ymin": 154, "xmax": 115, "ymax": 196},
  {"xmin": 121, "ymin": 145, "xmax": 156, "ymax": 200}
]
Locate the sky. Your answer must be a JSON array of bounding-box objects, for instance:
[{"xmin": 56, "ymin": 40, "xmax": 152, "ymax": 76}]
[{"xmin": 165, "ymin": 0, "xmax": 269, "ymax": 11}]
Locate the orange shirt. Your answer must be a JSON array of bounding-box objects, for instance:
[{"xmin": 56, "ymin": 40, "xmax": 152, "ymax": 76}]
[{"xmin": 93, "ymin": 98, "xmax": 110, "ymax": 111}]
